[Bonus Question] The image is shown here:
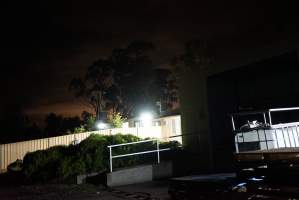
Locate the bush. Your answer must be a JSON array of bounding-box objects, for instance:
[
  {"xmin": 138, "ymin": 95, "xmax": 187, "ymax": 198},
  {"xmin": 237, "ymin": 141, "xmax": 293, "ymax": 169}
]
[
  {"xmin": 22, "ymin": 146, "xmax": 67, "ymax": 181},
  {"xmin": 160, "ymin": 140, "xmax": 180, "ymax": 149},
  {"xmin": 78, "ymin": 134, "xmax": 108, "ymax": 172},
  {"xmin": 85, "ymin": 116, "xmax": 96, "ymax": 131},
  {"xmin": 7, "ymin": 159, "xmax": 23, "ymax": 172},
  {"xmin": 106, "ymin": 134, "xmax": 141, "ymax": 168},
  {"xmin": 57, "ymin": 155, "xmax": 86, "ymax": 180},
  {"xmin": 74, "ymin": 125, "xmax": 86, "ymax": 133},
  {"xmin": 21, "ymin": 134, "xmax": 144, "ymax": 182},
  {"xmin": 22, "ymin": 134, "xmax": 180, "ymax": 182},
  {"xmin": 107, "ymin": 113, "xmax": 126, "ymax": 128}
]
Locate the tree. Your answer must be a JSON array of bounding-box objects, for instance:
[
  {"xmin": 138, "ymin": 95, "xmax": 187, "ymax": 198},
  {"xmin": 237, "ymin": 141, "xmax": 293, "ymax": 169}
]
[
  {"xmin": 44, "ymin": 113, "xmax": 83, "ymax": 136},
  {"xmin": 44, "ymin": 113, "xmax": 63, "ymax": 135},
  {"xmin": 110, "ymin": 41, "xmax": 156, "ymax": 117},
  {"xmin": 107, "ymin": 112, "xmax": 126, "ymax": 128},
  {"xmin": 0, "ymin": 103, "xmax": 29, "ymax": 143},
  {"xmin": 150, "ymin": 68, "xmax": 178, "ymax": 112},
  {"xmin": 70, "ymin": 41, "xmax": 178, "ymax": 119},
  {"xmin": 172, "ymin": 40, "xmax": 212, "ymax": 73},
  {"xmin": 81, "ymin": 111, "xmax": 96, "ymax": 131},
  {"xmin": 25, "ymin": 123, "xmax": 43, "ymax": 138},
  {"xmin": 109, "ymin": 41, "xmax": 178, "ymax": 117},
  {"xmin": 69, "ymin": 59, "xmax": 120, "ymax": 120}
]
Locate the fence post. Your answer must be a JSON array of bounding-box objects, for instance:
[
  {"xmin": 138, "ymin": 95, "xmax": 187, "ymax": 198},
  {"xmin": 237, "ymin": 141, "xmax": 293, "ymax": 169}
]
[
  {"xmin": 157, "ymin": 139, "xmax": 160, "ymax": 164},
  {"xmin": 109, "ymin": 146, "xmax": 113, "ymax": 172}
]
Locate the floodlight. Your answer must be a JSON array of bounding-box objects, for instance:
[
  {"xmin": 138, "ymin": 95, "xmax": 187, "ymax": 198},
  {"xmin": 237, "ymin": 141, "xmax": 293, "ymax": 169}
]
[
  {"xmin": 139, "ymin": 112, "xmax": 153, "ymax": 127},
  {"xmin": 96, "ymin": 121, "xmax": 107, "ymax": 130}
]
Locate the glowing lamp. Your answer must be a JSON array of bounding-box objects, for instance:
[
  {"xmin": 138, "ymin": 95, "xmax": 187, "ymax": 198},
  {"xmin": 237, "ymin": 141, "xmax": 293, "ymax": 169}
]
[
  {"xmin": 96, "ymin": 121, "xmax": 107, "ymax": 130},
  {"xmin": 139, "ymin": 112, "xmax": 153, "ymax": 127}
]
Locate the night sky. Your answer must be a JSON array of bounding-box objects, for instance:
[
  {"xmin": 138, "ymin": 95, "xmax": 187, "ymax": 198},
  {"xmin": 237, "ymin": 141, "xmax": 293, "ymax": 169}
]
[{"xmin": 1, "ymin": 1, "xmax": 298, "ymax": 124}]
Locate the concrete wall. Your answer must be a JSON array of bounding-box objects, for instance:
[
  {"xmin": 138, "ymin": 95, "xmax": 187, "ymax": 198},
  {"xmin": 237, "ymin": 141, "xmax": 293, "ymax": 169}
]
[
  {"xmin": 179, "ymin": 70, "xmax": 213, "ymax": 173},
  {"xmin": 107, "ymin": 162, "xmax": 173, "ymax": 187},
  {"xmin": 152, "ymin": 161, "xmax": 173, "ymax": 180},
  {"xmin": 107, "ymin": 165, "xmax": 153, "ymax": 187}
]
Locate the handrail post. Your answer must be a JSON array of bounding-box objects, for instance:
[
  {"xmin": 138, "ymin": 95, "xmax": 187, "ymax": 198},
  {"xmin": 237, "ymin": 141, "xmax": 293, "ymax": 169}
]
[
  {"xmin": 109, "ymin": 146, "xmax": 113, "ymax": 172},
  {"xmin": 263, "ymin": 113, "xmax": 267, "ymax": 124},
  {"xmin": 157, "ymin": 139, "xmax": 160, "ymax": 164},
  {"xmin": 231, "ymin": 116, "xmax": 235, "ymax": 131},
  {"xmin": 268, "ymin": 111, "xmax": 272, "ymax": 125}
]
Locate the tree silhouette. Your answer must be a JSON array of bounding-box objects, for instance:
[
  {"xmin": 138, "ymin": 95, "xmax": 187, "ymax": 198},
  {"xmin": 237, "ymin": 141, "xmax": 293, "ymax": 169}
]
[
  {"xmin": 44, "ymin": 113, "xmax": 63, "ymax": 135},
  {"xmin": 69, "ymin": 59, "xmax": 120, "ymax": 120},
  {"xmin": 0, "ymin": 103, "xmax": 29, "ymax": 143},
  {"xmin": 81, "ymin": 111, "xmax": 96, "ymax": 131},
  {"xmin": 70, "ymin": 41, "xmax": 178, "ymax": 119},
  {"xmin": 150, "ymin": 68, "xmax": 178, "ymax": 111},
  {"xmin": 172, "ymin": 40, "xmax": 212, "ymax": 72},
  {"xmin": 110, "ymin": 41, "xmax": 156, "ymax": 117},
  {"xmin": 44, "ymin": 113, "xmax": 82, "ymax": 136}
]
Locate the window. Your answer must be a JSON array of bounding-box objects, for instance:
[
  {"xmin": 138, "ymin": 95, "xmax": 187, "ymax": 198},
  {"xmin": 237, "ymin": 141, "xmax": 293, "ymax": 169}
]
[{"xmin": 152, "ymin": 121, "xmax": 161, "ymax": 126}]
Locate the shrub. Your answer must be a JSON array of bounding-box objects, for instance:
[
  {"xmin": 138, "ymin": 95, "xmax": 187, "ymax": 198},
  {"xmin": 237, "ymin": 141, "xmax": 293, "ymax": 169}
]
[
  {"xmin": 85, "ymin": 116, "xmax": 96, "ymax": 131},
  {"xmin": 57, "ymin": 156, "xmax": 86, "ymax": 180},
  {"xmin": 78, "ymin": 134, "xmax": 108, "ymax": 172},
  {"xmin": 7, "ymin": 159, "xmax": 23, "ymax": 172},
  {"xmin": 78, "ymin": 134, "xmax": 141, "ymax": 170},
  {"xmin": 22, "ymin": 146, "xmax": 67, "ymax": 181},
  {"xmin": 160, "ymin": 140, "xmax": 180, "ymax": 149},
  {"xmin": 22, "ymin": 134, "xmax": 180, "ymax": 182},
  {"xmin": 74, "ymin": 125, "xmax": 86, "ymax": 133},
  {"xmin": 107, "ymin": 113, "xmax": 126, "ymax": 128},
  {"xmin": 106, "ymin": 134, "xmax": 140, "ymax": 168}
]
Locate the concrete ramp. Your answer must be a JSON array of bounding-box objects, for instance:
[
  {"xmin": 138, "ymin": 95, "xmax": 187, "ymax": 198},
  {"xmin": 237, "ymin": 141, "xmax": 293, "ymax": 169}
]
[{"xmin": 107, "ymin": 162, "xmax": 173, "ymax": 187}]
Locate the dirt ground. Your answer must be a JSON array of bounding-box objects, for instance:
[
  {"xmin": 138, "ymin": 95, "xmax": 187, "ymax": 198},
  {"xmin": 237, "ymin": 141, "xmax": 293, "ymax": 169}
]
[{"xmin": 0, "ymin": 181, "xmax": 170, "ymax": 200}]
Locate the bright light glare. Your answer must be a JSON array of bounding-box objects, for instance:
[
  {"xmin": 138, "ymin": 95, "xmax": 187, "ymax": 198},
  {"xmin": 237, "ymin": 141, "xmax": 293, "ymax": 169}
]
[
  {"xmin": 139, "ymin": 112, "xmax": 153, "ymax": 126},
  {"xmin": 96, "ymin": 122, "xmax": 106, "ymax": 130}
]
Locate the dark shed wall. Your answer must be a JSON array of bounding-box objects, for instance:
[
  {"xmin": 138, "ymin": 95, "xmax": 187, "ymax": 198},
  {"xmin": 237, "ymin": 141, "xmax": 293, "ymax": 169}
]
[{"xmin": 207, "ymin": 51, "xmax": 299, "ymax": 171}]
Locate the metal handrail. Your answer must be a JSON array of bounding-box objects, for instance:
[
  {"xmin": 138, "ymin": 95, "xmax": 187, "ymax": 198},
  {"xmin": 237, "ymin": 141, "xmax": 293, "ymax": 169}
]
[
  {"xmin": 269, "ymin": 107, "xmax": 299, "ymax": 112},
  {"xmin": 111, "ymin": 148, "xmax": 170, "ymax": 159},
  {"xmin": 230, "ymin": 107, "xmax": 299, "ymax": 131},
  {"xmin": 107, "ymin": 139, "xmax": 171, "ymax": 172},
  {"xmin": 107, "ymin": 139, "xmax": 155, "ymax": 148},
  {"xmin": 230, "ymin": 107, "xmax": 299, "ymax": 116}
]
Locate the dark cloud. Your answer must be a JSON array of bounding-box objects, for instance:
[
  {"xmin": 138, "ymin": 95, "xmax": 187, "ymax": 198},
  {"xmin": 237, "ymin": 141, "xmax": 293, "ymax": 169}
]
[{"xmin": 1, "ymin": 1, "xmax": 298, "ymax": 121}]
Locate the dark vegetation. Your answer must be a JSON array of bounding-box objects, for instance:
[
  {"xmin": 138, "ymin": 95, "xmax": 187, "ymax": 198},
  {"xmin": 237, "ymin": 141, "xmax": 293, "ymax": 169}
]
[
  {"xmin": 19, "ymin": 134, "xmax": 179, "ymax": 183},
  {"xmin": 0, "ymin": 111, "xmax": 94, "ymax": 144},
  {"xmin": 0, "ymin": 41, "xmax": 179, "ymax": 144},
  {"xmin": 69, "ymin": 41, "xmax": 178, "ymax": 120}
]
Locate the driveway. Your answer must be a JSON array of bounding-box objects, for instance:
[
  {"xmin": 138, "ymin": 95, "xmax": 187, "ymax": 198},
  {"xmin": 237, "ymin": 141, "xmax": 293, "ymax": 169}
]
[{"xmin": 0, "ymin": 181, "xmax": 170, "ymax": 200}]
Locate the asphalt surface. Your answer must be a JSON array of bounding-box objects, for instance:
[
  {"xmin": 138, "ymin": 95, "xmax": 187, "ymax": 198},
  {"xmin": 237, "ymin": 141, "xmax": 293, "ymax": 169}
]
[{"xmin": 0, "ymin": 181, "xmax": 170, "ymax": 200}]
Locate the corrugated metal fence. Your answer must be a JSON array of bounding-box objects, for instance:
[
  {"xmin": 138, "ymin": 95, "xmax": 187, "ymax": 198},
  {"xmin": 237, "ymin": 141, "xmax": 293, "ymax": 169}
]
[{"xmin": 0, "ymin": 126, "xmax": 162, "ymax": 172}]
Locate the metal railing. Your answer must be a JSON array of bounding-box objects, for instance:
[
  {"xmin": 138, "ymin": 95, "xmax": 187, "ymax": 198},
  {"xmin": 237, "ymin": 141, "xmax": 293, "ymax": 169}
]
[
  {"xmin": 107, "ymin": 139, "xmax": 171, "ymax": 172},
  {"xmin": 231, "ymin": 107, "xmax": 299, "ymax": 153},
  {"xmin": 230, "ymin": 107, "xmax": 299, "ymax": 131}
]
